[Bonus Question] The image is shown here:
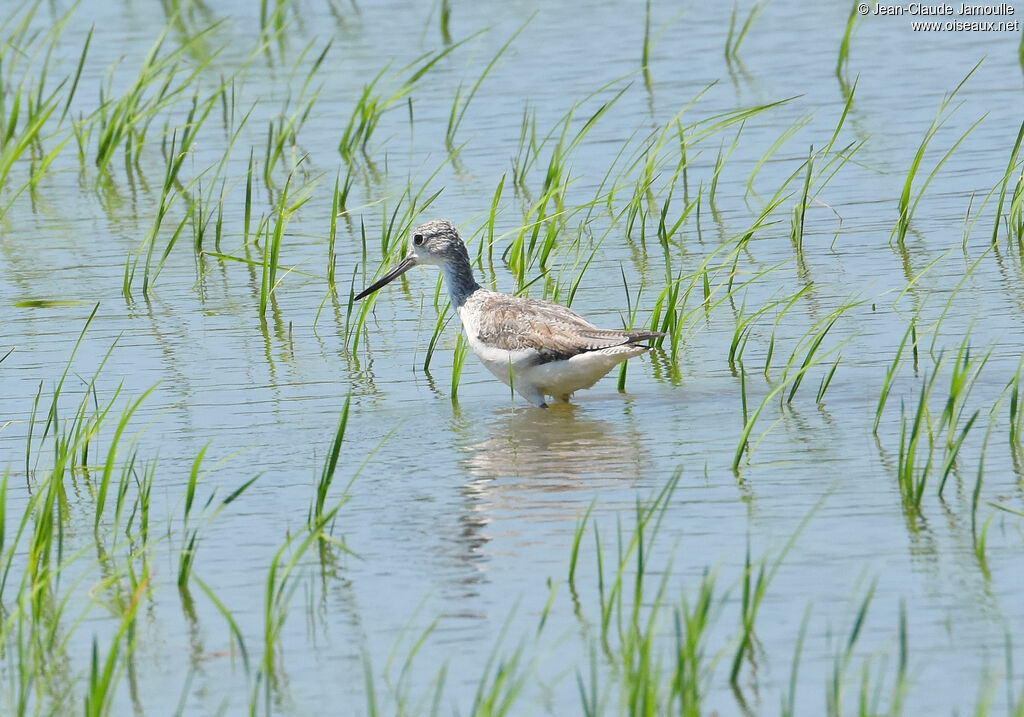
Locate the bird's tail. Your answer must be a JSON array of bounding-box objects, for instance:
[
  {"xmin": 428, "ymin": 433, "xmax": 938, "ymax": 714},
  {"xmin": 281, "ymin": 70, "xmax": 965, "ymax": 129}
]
[{"xmin": 625, "ymin": 330, "xmax": 666, "ymax": 344}]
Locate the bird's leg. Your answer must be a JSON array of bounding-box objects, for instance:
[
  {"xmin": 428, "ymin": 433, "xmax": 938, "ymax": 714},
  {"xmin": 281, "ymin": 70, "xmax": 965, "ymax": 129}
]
[{"xmin": 517, "ymin": 385, "xmax": 548, "ymax": 408}]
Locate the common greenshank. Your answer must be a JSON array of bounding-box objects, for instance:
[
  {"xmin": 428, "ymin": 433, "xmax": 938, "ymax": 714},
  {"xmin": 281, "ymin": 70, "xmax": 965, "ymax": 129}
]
[{"xmin": 355, "ymin": 219, "xmax": 663, "ymax": 407}]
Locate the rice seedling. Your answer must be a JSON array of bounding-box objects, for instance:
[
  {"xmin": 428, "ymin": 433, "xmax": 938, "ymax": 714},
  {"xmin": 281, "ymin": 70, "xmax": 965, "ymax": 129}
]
[
  {"xmin": 259, "ymin": 0, "xmax": 295, "ymax": 57},
  {"xmin": 634, "ymin": 0, "xmax": 688, "ymax": 93},
  {"xmin": 84, "ymin": 566, "xmax": 150, "ymax": 717},
  {"xmin": 992, "ymin": 119, "xmax": 1024, "ymax": 245},
  {"xmin": 724, "ymin": 0, "xmax": 768, "ymax": 61},
  {"xmin": 896, "ymin": 361, "xmax": 943, "ymax": 512},
  {"xmin": 327, "ymin": 167, "xmax": 355, "ymax": 289},
  {"xmin": 707, "ymin": 128, "xmax": 742, "ymax": 211},
  {"xmin": 92, "ymin": 22, "xmax": 224, "ymax": 175},
  {"xmin": 646, "ymin": 220, "xmax": 782, "ymax": 364},
  {"xmin": 191, "ymin": 574, "xmax": 251, "ymax": 674},
  {"xmin": 568, "ymin": 502, "xmax": 596, "ymax": 605},
  {"xmin": 922, "ymin": 248, "xmax": 992, "ymax": 362},
  {"xmin": 476, "ymin": 173, "xmax": 506, "ymax": 266},
  {"xmin": 615, "ymin": 269, "xmax": 652, "ymax": 391},
  {"xmin": 731, "ymin": 498, "xmax": 822, "ymax": 695},
  {"xmin": 450, "ymin": 334, "xmax": 469, "ymax": 403},
  {"xmin": 732, "ymin": 300, "xmax": 854, "ymax": 470},
  {"xmin": 935, "ymin": 337, "xmax": 990, "ymax": 496},
  {"xmin": 790, "ymin": 145, "xmax": 813, "ymax": 255},
  {"xmin": 510, "ymin": 75, "xmax": 643, "ymax": 204},
  {"xmin": 14, "ymin": 421, "xmax": 85, "ymax": 622},
  {"xmin": 262, "ymin": 40, "xmax": 329, "ymax": 182},
  {"xmin": 816, "ymin": 354, "xmax": 841, "ymax": 404},
  {"xmin": 510, "ymin": 104, "xmax": 539, "ymax": 196},
  {"xmin": 311, "ymin": 396, "xmax": 349, "ymax": 529},
  {"xmin": 572, "ymin": 470, "xmax": 686, "ymax": 712},
  {"xmin": 439, "ymin": 0, "xmax": 452, "ymax": 43},
  {"xmin": 446, "ymin": 21, "xmax": 529, "ymax": 154},
  {"xmin": 336, "ymin": 67, "xmax": 388, "ymax": 162},
  {"xmin": 642, "ymin": 0, "xmax": 652, "ymax": 89},
  {"xmin": 28, "ymin": 304, "xmax": 100, "ymax": 469},
  {"xmin": 592, "ymin": 470, "xmax": 680, "ymax": 645},
  {"xmin": 836, "ymin": 1, "xmax": 865, "ymax": 78},
  {"xmin": 670, "ymin": 571, "xmax": 717, "ymax": 717},
  {"xmin": 93, "ymin": 388, "xmax": 158, "ymax": 540},
  {"xmin": 875, "ymin": 321, "xmax": 916, "ymax": 434},
  {"xmin": 561, "ymin": 476, "xmax": 833, "ymax": 715},
  {"xmin": 0, "ymin": 304, "xmax": 285, "ymax": 709},
  {"xmin": 0, "ymin": 34, "xmax": 83, "ymax": 213},
  {"xmin": 728, "ymin": 284, "xmax": 808, "ymax": 371},
  {"xmin": 1008, "ymin": 168, "xmax": 1024, "ymax": 244},
  {"xmin": 781, "ymin": 605, "xmax": 813, "ymax": 717},
  {"xmin": 0, "ymin": 470, "xmax": 20, "ymax": 602},
  {"xmin": 369, "ymin": 610, "xmax": 447, "ymax": 717},
  {"xmin": 561, "ymin": 228, "xmax": 613, "ymax": 307},
  {"xmin": 466, "ymin": 612, "xmax": 530, "ymax": 717},
  {"xmin": 745, "ymin": 112, "xmax": 814, "ymax": 197},
  {"xmin": 729, "ymin": 543, "xmax": 768, "ymax": 688},
  {"xmin": 746, "ymin": 91, "xmax": 860, "ymax": 250},
  {"xmin": 197, "ymin": 158, "xmax": 315, "ymax": 315},
  {"xmin": 422, "ymin": 300, "xmax": 454, "ymax": 373},
  {"xmin": 1, "ymin": 352, "xmax": 164, "ymax": 713},
  {"xmin": 1008, "ymin": 356, "xmax": 1024, "ymax": 466},
  {"xmin": 176, "ymin": 447, "xmax": 207, "ymax": 589},
  {"xmin": 338, "ymin": 35, "xmax": 478, "ymax": 161},
  {"xmin": 252, "ymin": 517, "xmax": 339, "ymax": 710},
  {"xmin": 825, "ymin": 581, "xmax": 876, "ymax": 717},
  {"xmin": 355, "ymin": 175, "xmax": 464, "ymax": 357},
  {"xmin": 344, "ymin": 275, "xmax": 376, "ymax": 356},
  {"xmin": 782, "ymin": 305, "xmax": 851, "ymax": 405},
  {"xmin": 244, "ymin": 148, "xmax": 256, "ymax": 244},
  {"xmin": 971, "ymin": 412, "xmax": 997, "ymax": 579},
  {"xmin": 260, "ymin": 170, "xmax": 291, "ymax": 317},
  {"xmin": 121, "ymin": 82, "xmax": 226, "ymax": 298},
  {"xmin": 189, "ymin": 178, "xmax": 218, "ymax": 254},
  {"xmin": 376, "ymin": 166, "xmax": 448, "ymax": 260},
  {"xmin": 503, "ymin": 88, "xmax": 629, "ymax": 284},
  {"xmin": 894, "ymin": 62, "xmax": 984, "ymax": 244}
]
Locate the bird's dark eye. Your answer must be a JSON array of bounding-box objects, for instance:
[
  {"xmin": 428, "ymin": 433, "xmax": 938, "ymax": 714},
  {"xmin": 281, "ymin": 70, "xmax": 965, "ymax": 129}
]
[{"xmin": 413, "ymin": 234, "xmax": 424, "ymax": 246}]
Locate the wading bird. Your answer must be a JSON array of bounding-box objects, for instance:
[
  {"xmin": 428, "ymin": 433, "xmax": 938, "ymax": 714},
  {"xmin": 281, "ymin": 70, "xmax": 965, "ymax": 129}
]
[{"xmin": 356, "ymin": 219, "xmax": 663, "ymax": 407}]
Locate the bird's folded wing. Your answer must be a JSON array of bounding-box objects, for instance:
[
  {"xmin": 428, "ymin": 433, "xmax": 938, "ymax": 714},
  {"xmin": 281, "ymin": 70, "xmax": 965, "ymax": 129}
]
[{"xmin": 473, "ymin": 294, "xmax": 663, "ymax": 363}]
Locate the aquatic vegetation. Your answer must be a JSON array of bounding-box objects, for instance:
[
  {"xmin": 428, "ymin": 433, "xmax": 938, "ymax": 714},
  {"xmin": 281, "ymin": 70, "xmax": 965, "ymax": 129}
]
[
  {"xmin": 338, "ymin": 36, "xmax": 477, "ymax": 161},
  {"xmin": 894, "ymin": 63, "xmax": 983, "ymax": 244},
  {"xmin": 724, "ymin": 0, "xmax": 767, "ymax": 61},
  {"xmin": 445, "ymin": 22, "xmax": 529, "ymax": 155},
  {"xmin": 836, "ymin": 0, "xmax": 862, "ymax": 78},
  {"xmin": 91, "ymin": 23, "xmax": 225, "ymax": 175},
  {"xmin": 0, "ymin": 5, "xmax": 86, "ymax": 213},
  {"xmin": 993, "ymin": 119, "xmax": 1024, "ymax": 244},
  {"xmin": 262, "ymin": 41, "xmax": 329, "ymax": 182}
]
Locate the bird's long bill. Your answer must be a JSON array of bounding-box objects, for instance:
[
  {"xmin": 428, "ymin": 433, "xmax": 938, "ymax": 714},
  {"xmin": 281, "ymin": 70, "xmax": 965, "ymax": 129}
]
[{"xmin": 354, "ymin": 256, "xmax": 416, "ymax": 300}]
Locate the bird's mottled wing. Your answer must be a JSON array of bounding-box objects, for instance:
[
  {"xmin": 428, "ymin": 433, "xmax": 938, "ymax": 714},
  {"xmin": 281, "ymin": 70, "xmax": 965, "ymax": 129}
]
[{"xmin": 471, "ymin": 293, "xmax": 663, "ymax": 363}]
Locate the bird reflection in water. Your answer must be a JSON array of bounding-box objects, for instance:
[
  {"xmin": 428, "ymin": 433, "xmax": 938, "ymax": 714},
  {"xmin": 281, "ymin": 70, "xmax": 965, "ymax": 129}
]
[
  {"xmin": 436, "ymin": 403, "xmax": 651, "ymax": 613},
  {"xmin": 455, "ymin": 403, "xmax": 648, "ymax": 489}
]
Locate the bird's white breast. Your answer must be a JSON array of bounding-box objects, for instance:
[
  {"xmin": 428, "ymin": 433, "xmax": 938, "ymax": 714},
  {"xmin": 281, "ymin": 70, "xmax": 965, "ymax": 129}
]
[{"xmin": 457, "ymin": 303, "xmax": 532, "ymax": 386}]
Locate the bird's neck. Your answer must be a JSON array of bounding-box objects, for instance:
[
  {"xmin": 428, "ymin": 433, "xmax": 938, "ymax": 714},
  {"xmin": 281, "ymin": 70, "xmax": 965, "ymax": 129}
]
[{"xmin": 442, "ymin": 252, "xmax": 481, "ymax": 308}]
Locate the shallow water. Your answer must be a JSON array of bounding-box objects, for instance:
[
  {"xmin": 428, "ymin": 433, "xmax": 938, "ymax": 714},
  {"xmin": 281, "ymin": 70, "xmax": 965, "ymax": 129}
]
[{"xmin": 2, "ymin": 0, "xmax": 1024, "ymax": 714}]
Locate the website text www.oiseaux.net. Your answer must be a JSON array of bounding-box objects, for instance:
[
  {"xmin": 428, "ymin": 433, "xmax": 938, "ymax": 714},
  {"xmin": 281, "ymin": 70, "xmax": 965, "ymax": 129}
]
[{"xmin": 911, "ymin": 18, "xmax": 1020, "ymax": 30}]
